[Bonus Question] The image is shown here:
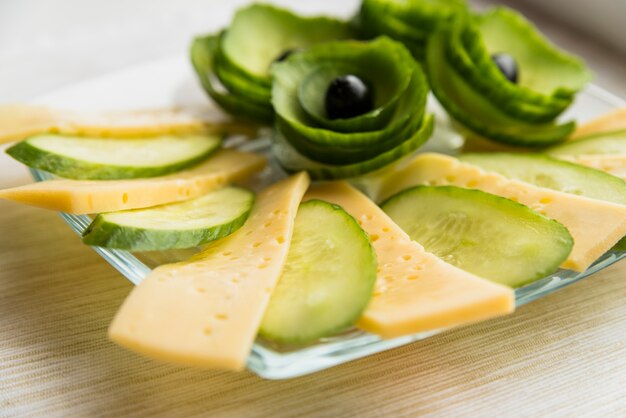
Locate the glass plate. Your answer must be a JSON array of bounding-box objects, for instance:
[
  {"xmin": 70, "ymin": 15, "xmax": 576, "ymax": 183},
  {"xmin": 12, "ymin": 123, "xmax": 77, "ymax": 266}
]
[{"xmin": 29, "ymin": 55, "xmax": 626, "ymax": 379}]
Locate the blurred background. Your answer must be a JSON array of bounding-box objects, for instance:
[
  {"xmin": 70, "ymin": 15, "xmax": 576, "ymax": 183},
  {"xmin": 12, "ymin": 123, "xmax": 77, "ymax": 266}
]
[{"xmin": 0, "ymin": 0, "xmax": 624, "ymax": 102}]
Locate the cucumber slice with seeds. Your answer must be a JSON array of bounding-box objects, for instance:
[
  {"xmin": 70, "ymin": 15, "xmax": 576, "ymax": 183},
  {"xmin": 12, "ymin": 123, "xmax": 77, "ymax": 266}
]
[
  {"xmin": 7, "ymin": 133, "xmax": 221, "ymax": 180},
  {"xmin": 382, "ymin": 186, "xmax": 573, "ymax": 287},
  {"xmin": 82, "ymin": 187, "xmax": 254, "ymax": 251},
  {"xmin": 460, "ymin": 153, "xmax": 626, "ymax": 205},
  {"xmin": 546, "ymin": 130, "xmax": 626, "ymax": 157},
  {"xmin": 260, "ymin": 199, "xmax": 377, "ymax": 344}
]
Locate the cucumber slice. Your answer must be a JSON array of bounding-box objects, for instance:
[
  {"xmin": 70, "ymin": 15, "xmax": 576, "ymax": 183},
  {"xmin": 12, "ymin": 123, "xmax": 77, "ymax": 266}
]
[
  {"xmin": 460, "ymin": 153, "xmax": 626, "ymax": 205},
  {"xmin": 82, "ymin": 187, "xmax": 254, "ymax": 251},
  {"xmin": 382, "ymin": 186, "xmax": 573, "ymax": 287},
  {"xmin": 220, "ymin": 4, "xmax": 352, "ymax": 84},
  {"xmin": 426, "ymin": 26, "xmax": 575, "ymax": 146},
  {"xmin": 259, "ymin": 199, "xmax": 377, "ymax": 344},
  {"xmin": 546, "ymin": 130, "xmax": 626, "ymax": 157},
  {"xmin": 274, "ymin": 114, "xmax": 434, "ymax": 180},
  {"xmin": 6, "ymin": 133, "xmax": 221, "ymax": 180},
  {"xmin": 190, "ymin": 35, "xmax": 274, "ymax": 124}
]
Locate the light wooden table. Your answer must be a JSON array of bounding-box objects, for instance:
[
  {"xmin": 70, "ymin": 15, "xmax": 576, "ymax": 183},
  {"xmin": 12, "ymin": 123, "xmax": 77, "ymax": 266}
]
[{"xmin": 1, "ymin": 1, "xmax": 625, "ymax": 416}]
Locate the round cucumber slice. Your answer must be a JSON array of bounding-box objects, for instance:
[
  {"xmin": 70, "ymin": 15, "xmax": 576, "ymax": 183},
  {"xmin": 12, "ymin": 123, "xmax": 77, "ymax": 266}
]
[
  {"xmin": 82, "ymin": 187, "xmax": 254, "ymax": 251},
  {"xmin": 273, "ymin": 114, "xmax": 434, "ymax": 180},
  {"xmin": 546, "ymin": 130, "xmax": 626, "ymax": 157},
  {"xmin": 220, "ymin": 4, "xmax": 352, "ymax": 84},
  {"xmin": 381, "ymin": 186, "xmax": 573, "ymax": 288},
  {"xmin": 259, "ymin": 199, "xmax": 377, "ymax": 344},
  {"xmin": 426, "ymin": 26, "xmax": 575, "ymax": 146},
  {"xmin": 190, "ymin": 35, "xmax": 274, "ymax": 124},
  {"xmin": 460, "ymin": 153, "xmax": 626, "ymax": 205},
  {"xmin": 6, "ymin": 133, "xmax": 221, "ymax": 180}
]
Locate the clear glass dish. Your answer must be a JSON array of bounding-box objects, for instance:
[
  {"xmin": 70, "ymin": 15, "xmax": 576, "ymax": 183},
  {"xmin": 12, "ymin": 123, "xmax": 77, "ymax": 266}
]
[{"xmin": 29, "ymin": 55, "xmax": 626, "ymax": 379}]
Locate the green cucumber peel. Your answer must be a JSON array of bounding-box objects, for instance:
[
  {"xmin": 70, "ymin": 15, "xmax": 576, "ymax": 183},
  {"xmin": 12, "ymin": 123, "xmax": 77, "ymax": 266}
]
[
  {"xmin": 426, "ymin": 26, "xmax": 575, "ymax": 146},
  {"xmin": 190, "ymin": 35, "xmax": 274, "ymax": 124},
  {"xmin": 273, "ymin": 114, "xmax": 434, "ymax": 180},
  {"xmin": 220, "ymin": 4, "xmax": 353, "ymax": 84}
]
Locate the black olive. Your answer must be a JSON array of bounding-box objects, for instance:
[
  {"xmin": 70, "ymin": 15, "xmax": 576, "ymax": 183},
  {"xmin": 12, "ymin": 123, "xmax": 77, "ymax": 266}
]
[
  {"xmin": 274, "ymin": 49, "xmax": 298, "ymax": 63},
  {"xmin": 491, "ymin": 53, "xmax": 519, "ymax": 83},
  {"xmin": 325, "ymin": 75, "xmax": 374, "ymax": 120}
]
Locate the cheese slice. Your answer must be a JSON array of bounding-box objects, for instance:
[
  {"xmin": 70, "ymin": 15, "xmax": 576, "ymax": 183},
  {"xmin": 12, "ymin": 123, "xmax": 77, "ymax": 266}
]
[
  {"xmin": 380, "ymin": 153, "xmax": 626, "ymax": 271},
  {"xmin": 0, "ymin": 104, "xmax": 257, "ymax": 144},
  {"xmin": 304, "ymin": 182, "xmax": 514, "ymax": 339},
  {"xmin": 564, "ymin": 155, "xmax": 626, "ymax": 180},
  {"xmin": 571, "ymin": 108, "xmax": 626, "ymax": 139},
  {"xmin": 0, "ymin": 149, "xmax": 266, "ymax": 214},
  {"xmin": 109, "ymin": 172, "xmax": 310, "ymax": 370}
]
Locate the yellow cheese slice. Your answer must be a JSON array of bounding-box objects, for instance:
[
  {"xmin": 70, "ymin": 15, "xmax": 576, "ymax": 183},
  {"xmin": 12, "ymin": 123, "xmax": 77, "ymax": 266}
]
[
  {"xmin": 0, "ymin": 149, "xmax": 266, "ymax": 214},
  {"xmin": 304, "ymin": 182, "xmax": 514, "ymax": 339},
  {"xmin": 571, "ymin": 108, "xmax": 626, "ymax": 139},
  {"xmin": 563, "ymin": 155, "xmax": 626, "ymax": 180},
  {"xmin": 109, "ymin": 172, "xmax": 310, "ymax": 370},
  {"xmin": 0, "ymin": 104, "xmax": 257, "ymax": 144},
  {"xmin": 379, "ymin": 153, "xmax": 626, "ymax": 272}
]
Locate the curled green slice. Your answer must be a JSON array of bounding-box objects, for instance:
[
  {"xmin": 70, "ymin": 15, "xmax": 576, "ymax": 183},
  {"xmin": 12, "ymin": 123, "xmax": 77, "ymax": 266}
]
[
  {"xmin": 445, "ymin": 23, "xmax": 569, "ymax": 123},
  {"xmin": 475, "ymin": 7, "xmax": 591, "ymax": 98},
  {"xmin": 273, "ymin": 114, "xmax": 434, "ymax": 180},
  {"xmin": 298, "ymin": 64, "xmax": 399, "ymax": 133},
  {"xmin": 220, "ymin": 4, "xmax": 353, "ymax": 85},
  {"xmin": 272, "ymin": 37, "xmax": 427, "ymax": 148},
  {"xmin": 190, "ymin": 35, "xmax": 274, "ymax": 124},
  {"xmin": 427, "ymin": 27, "xmax": 575, "ymax": 146}
]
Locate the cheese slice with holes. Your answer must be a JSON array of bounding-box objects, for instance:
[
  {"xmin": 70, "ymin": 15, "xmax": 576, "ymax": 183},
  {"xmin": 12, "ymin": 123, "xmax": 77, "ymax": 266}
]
[
  {"xmin": 109, "ymin": 172, "xmax": 310, "ymax": 370},
  {"xmin": 380, "ymin": 153, "xmax": 626, "ymax": 272},
  {"xmin": 571, "ymin": 108, "xmax": 626, "ymax": 139},
  {"xmin": 304, "ymin": 182, "xmax": 514, "ymax": 339},
  {"xmin": 0, "ymin": 105, "xmax": 257, "ymax": 144},
  {"xmin": 562, "ymin": 155, "xmax": 626, "ymax": 180},
  {"xmin": 0, "ymin": 149, "xmax": 266, "ymax": 214}
]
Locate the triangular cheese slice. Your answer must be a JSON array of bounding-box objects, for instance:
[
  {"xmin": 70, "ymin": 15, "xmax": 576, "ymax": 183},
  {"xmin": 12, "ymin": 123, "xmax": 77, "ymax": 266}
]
[
  {"xmin": 565, "ymin": 155, "xmax": 626, "ymax": 180},
  {"xmin": 571, "ymin": 108, "xmax": 626, "ymax": 139},
  {"xmin": 109, "ymin": 172, "xmax": 310, "ymax": 370},
  {"xmin": 0, "ymin": 149, "xmax": 266, "ymax": 214},
  {"xmin": 305, "ymin": 182, "xmax": 514, "ymax": 339}
]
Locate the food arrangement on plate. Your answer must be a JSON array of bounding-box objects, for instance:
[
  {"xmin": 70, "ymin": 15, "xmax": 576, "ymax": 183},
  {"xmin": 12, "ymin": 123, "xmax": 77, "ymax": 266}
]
[{"xmin": 1, "ymin": 0, "xmax": 626, "ymax": 377}]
